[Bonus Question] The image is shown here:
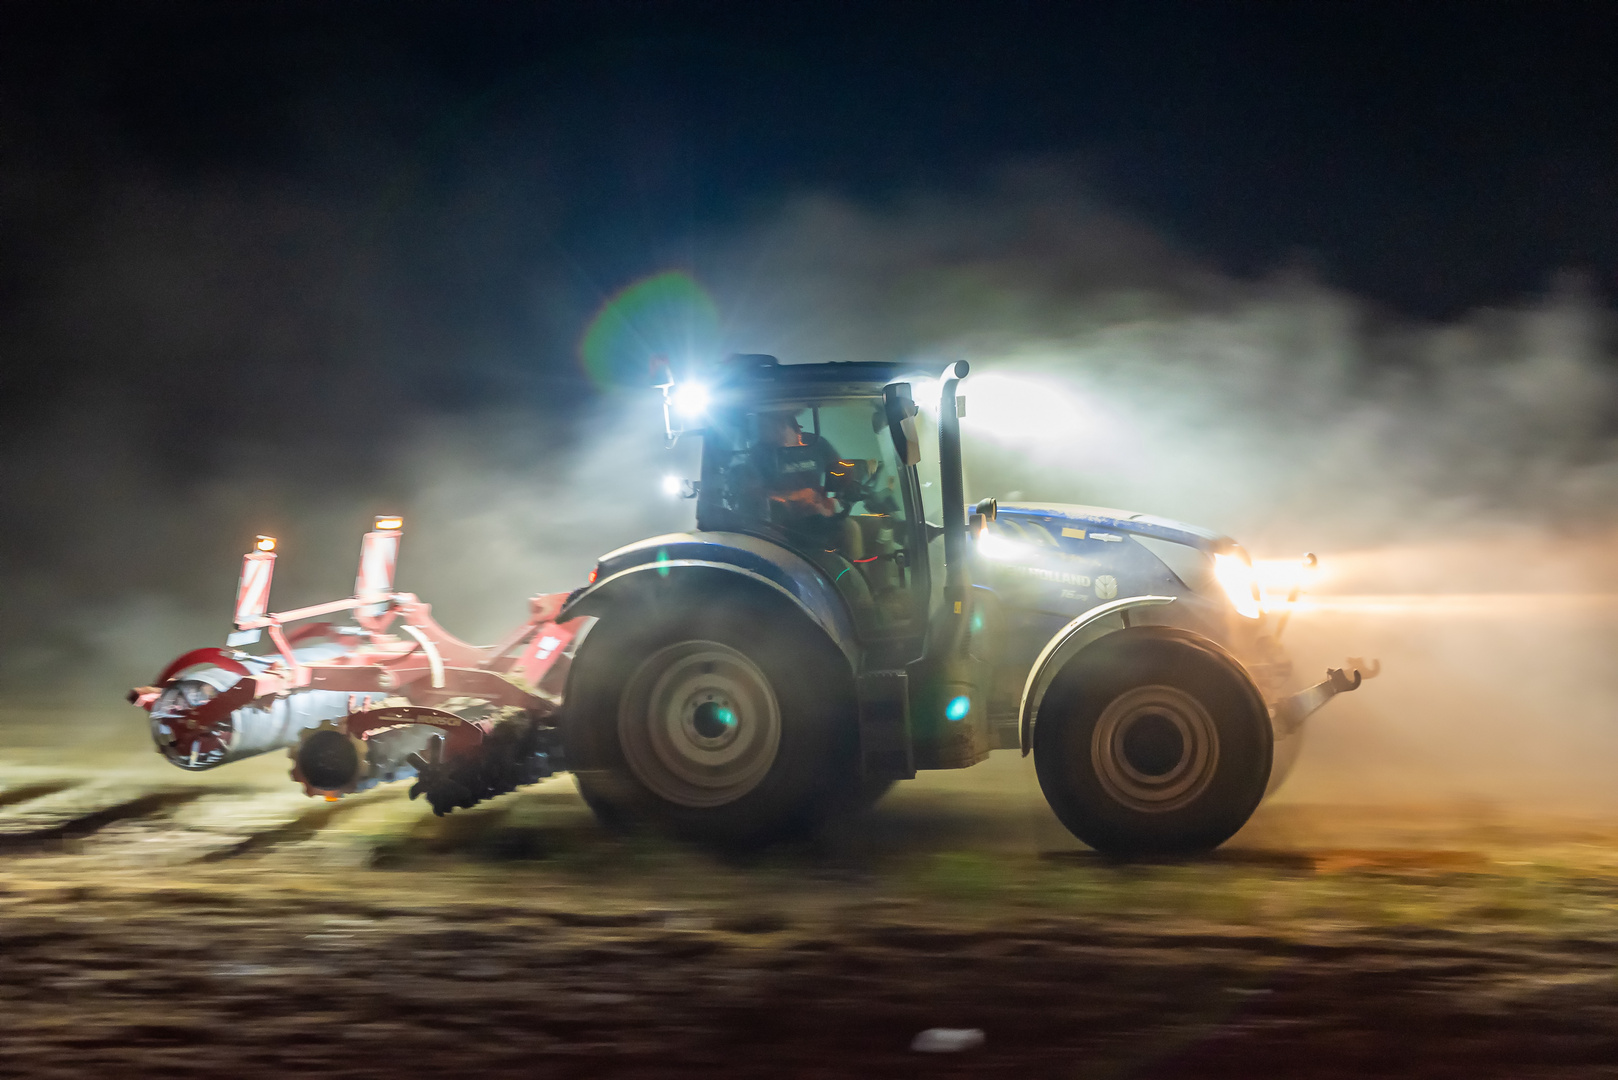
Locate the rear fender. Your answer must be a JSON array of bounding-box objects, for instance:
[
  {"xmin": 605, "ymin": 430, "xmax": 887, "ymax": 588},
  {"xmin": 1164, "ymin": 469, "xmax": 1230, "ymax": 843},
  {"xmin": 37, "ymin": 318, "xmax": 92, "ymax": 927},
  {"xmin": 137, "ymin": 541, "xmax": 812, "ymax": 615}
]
[
  {"xmin": 559, "ymin": 561, "xmax": 858, "ymax": 775},
  {"xmin": 563, "ymin": 559, "xmax": 861, "ymax": 669},
  {"xmin": 1018, "ymin": 595, "xmax": 1177, "ymax": 755}
]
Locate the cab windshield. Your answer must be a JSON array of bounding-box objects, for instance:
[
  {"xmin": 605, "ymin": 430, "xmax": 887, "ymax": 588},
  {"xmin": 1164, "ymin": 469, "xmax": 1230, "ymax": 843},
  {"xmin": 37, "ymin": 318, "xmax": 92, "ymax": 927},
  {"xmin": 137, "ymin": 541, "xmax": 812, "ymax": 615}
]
[{"xmin": 697, "ymin": 394, "xmax": 919, "ymax": 631}]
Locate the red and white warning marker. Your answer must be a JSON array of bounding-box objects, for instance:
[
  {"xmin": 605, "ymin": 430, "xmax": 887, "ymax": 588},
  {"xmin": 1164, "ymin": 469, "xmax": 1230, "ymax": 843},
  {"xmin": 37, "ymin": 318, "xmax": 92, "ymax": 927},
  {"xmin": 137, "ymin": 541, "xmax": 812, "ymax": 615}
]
[
  {"xmin": 356, "ymin": 516, "xmax": 402, "ymax": 618},
  {"xmin": 230, "ymin": 535, "xmax": 278, "ymax": 645}
]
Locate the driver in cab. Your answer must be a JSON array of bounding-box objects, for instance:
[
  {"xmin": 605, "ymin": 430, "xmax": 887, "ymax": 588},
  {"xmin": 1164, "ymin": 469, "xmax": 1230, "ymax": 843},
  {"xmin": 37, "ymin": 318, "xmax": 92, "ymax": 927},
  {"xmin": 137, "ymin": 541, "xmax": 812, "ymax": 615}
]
[{"xmin": 755, "ymin": 410, "xmax": 864, "ymax": 559}]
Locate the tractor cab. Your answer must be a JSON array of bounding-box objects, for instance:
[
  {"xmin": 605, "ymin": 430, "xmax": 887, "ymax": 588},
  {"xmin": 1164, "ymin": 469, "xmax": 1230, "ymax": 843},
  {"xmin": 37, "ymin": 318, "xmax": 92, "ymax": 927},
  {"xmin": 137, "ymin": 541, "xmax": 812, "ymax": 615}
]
[
  {"xmin": 646, "ymin": 353, "xmax": 990, "ymax": 772},
  {"xmin": 673, "ymin": 355, "xmax": 937, "ymax": 650}
]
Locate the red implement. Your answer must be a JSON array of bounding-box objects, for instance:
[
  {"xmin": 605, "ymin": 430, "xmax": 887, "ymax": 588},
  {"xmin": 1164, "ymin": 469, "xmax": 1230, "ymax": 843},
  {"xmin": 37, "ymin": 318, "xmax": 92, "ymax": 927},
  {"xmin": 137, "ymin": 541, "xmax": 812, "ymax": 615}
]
[{"xmin": 132, "ymin": 516, "xmax": 583, "ymax": 798}]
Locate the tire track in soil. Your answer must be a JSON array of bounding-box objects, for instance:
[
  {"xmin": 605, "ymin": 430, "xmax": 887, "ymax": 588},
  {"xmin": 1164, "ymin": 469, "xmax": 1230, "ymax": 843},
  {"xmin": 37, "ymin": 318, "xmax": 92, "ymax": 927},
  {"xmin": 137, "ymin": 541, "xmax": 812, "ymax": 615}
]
[
  {"xmin": 0, "ymin": 779, "xmax": 423, "ymax": 866},
  {"xmin": 0, "ymin": 786, "xmax": 206, "ymax": 851},
  {"xmin": 0, "ymin": 779, "xmax": 81, "ymax": 809},
  {"xmin": 198, "ymin": 791, "xmax": 394, "ymax": 862},
  {"xmin": 71, "ymin": 788, "xmax": 358, "ymax": 864}
]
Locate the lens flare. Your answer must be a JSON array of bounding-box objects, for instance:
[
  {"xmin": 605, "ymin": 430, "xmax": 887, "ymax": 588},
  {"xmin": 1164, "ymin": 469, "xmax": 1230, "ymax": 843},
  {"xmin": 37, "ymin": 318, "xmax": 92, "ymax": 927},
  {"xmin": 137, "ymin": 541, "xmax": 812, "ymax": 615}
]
[
  {"xmin": 1287, "ymin": 592, "xmax": 1618, "ymax": 617},
  {"xmin": 1213, "ymin": 552, "xmax": 1262, "ymax": 619},
  {"xmin": 579, "ymin": 270, "xmax": 720, "ymax": 391}
]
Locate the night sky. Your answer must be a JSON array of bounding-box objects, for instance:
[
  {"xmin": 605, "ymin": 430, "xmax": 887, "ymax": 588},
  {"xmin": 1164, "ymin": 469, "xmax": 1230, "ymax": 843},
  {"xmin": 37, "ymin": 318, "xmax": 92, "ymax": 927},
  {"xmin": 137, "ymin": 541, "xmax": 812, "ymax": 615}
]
[
  {"xmin": 6, "ymin": 2, "xmax": 1618, "ymax": 416},
  {"xmin": 4, "ymin": 1, "xmax": 1618, "ymax": 699}
]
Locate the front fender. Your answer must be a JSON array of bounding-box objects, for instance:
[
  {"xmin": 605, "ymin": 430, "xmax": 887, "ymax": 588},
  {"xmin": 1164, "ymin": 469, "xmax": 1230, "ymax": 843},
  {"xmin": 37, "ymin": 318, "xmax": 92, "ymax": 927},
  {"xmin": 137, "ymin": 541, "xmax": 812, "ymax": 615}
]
[{"xmin": 1018, "ymin": 594, "xmax": 1177, "ymax": 755}]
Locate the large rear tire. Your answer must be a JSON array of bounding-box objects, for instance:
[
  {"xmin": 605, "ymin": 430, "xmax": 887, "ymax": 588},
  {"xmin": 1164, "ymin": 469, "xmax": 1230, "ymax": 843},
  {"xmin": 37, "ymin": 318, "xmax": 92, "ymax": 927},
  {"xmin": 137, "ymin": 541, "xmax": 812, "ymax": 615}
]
[
  {"xmin": 566, "ymin": 596, "xmax": 856, "ymax": 848},
  {"xmin": 1033, "ymin": 627, "xmax": 1272, "ymax": 857}
]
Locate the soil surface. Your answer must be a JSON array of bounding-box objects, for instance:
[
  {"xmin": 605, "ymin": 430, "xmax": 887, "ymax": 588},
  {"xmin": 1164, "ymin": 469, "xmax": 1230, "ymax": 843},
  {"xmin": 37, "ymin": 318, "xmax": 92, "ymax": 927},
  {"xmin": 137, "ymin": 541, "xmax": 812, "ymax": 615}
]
[{"xmin": 3, "ymin": 742, "xmax": 1618, "ymax": 1078}]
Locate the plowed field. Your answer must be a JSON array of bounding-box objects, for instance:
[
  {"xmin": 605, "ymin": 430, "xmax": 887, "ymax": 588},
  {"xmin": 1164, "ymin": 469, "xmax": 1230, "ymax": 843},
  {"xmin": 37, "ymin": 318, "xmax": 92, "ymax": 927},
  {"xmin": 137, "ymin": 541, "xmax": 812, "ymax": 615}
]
[{"xmin": 3, "ymin": 727, "xmax": 1618, "ymax": 1078}]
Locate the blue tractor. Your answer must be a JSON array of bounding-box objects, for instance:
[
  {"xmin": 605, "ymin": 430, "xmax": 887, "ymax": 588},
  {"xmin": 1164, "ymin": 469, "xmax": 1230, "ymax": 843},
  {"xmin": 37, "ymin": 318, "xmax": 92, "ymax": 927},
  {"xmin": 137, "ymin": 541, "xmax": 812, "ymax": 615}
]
[{"xmin": 558, "ymin": 355, "xmax": 1368, "ymax": 855}]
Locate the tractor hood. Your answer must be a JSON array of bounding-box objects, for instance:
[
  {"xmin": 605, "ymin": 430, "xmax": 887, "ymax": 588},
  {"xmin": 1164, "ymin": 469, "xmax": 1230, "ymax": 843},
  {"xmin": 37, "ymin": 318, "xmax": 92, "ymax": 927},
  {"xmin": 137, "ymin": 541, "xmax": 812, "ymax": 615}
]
[
  {"xmin": 994, "ymin": 503, "xmax": 1236, "ymax": 554},
  {"xmin": 977, "ymin": 502, "xmax": 1248, "ymax": 632}
]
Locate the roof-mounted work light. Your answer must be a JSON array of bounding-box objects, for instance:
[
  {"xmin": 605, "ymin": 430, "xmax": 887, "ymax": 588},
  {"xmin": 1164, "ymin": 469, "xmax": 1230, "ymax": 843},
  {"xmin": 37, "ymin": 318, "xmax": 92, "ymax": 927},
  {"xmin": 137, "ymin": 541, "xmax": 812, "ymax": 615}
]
[
  {"xmin": 670, "ymin": 381, "xmax": 710, "ymax": 418},
  {"xmin": 659, "ymin": 369, "xmax": 713, "ymax": 445}
]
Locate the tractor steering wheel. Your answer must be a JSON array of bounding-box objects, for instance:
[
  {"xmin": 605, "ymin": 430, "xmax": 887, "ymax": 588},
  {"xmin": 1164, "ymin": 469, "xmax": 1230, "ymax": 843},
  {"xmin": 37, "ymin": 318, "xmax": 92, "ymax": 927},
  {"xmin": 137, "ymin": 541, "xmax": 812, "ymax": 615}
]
[{"xmin": 830, "ymin": 458, "xmax": 886, "ymax": 518}]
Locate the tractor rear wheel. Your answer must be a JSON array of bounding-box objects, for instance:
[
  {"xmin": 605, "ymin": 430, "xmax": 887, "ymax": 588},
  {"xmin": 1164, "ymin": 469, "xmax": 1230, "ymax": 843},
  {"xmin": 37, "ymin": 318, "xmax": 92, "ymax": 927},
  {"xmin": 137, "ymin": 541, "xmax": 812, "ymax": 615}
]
[
  {"xmin": 1033, "ymin": 627, "xmax": 1272, "ymax": 857},
  {"xmin": 566, "ymin": 598, "xmax": 855, "ymax": 848}
]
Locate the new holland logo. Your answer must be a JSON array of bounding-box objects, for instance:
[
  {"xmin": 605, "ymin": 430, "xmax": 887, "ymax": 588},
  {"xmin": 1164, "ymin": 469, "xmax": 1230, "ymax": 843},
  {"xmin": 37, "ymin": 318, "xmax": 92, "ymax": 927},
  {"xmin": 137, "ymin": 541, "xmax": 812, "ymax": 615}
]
[{"xmin": 1094, "ymin": 574, "xmax": 1118, "ymax": 600}]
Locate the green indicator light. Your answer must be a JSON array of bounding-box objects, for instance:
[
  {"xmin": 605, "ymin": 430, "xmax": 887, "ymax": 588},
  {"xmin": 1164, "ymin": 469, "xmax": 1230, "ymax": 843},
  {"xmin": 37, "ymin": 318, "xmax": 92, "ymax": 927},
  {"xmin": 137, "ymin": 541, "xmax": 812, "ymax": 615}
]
[
  {"xmin": 945, "ymin": 695, "xmax": 971, "ymax": 721},
  {"xmin": 716, "ymin": 708, "xmax": 736, "ymax": 727}
]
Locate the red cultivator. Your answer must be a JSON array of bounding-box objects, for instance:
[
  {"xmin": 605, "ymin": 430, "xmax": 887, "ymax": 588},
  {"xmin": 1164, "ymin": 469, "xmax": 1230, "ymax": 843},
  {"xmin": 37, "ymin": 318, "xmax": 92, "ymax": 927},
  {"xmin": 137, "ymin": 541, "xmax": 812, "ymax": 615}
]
[{"xmin": 129, "ymin": 518, "xmax": 582, "ymax": 814}]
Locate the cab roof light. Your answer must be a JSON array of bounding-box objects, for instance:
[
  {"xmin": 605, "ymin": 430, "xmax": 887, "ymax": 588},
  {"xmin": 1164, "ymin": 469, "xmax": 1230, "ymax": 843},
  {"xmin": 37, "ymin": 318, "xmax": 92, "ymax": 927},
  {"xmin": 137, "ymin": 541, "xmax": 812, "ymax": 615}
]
[{"xmin": 669, "ymin": 382, "xmax": 711, "ymax": 418}]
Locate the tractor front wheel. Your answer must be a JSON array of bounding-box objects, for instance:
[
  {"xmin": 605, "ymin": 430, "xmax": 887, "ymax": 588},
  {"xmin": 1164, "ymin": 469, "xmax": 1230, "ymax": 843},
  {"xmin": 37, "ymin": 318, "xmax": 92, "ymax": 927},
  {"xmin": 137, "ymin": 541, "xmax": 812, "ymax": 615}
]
[{"xmin": 1033, "ymin": 627, "xmax": 1272, "ymax": 857}]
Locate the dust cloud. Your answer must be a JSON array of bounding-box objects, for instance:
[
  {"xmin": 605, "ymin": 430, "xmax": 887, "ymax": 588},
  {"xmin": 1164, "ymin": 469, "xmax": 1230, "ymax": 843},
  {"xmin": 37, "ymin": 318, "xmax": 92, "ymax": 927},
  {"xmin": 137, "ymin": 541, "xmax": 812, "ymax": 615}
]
[
  {"xmin": 701, "ymin": 167, "xmax": 1618, "ymax": 809},
  {"xmin": 6, "ymin": 162, "xmax": 1618, "ymax": 810}
]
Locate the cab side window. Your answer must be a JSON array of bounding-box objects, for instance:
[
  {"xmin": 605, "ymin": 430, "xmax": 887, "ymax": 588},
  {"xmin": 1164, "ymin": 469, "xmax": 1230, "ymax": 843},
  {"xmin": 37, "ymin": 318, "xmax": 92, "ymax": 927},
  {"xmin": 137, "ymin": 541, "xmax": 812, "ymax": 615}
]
[{"xmin": 697, "ymin": 398, "xmax": 921, "ymax": 636}]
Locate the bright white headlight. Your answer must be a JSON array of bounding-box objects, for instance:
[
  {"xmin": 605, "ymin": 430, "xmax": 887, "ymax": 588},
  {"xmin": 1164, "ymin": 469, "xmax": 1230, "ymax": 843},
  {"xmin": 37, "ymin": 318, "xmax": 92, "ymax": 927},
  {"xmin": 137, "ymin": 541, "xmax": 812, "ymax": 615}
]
[
  {"xmin": 1213, "ymin": 552, "xmax": 1262, "ymax": 619},
  {"xmin": 670, "ymin": 382, "xmax": 710, "ymax": 418},
  {"xmin": 661, "ymin": 475, "xmax": 684, "ymax": 498}
]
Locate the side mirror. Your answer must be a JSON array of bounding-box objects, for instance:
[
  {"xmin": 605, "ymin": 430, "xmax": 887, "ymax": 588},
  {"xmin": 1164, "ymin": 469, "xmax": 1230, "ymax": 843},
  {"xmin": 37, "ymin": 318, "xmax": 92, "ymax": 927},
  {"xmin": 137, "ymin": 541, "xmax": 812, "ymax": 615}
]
[
  {"xmin": 968, "ymin": 498, "xmax": 997, "ymax": 539},
  {"xmin": 883, "ymin": 383, "xmax": 922, "ymax": 466}
]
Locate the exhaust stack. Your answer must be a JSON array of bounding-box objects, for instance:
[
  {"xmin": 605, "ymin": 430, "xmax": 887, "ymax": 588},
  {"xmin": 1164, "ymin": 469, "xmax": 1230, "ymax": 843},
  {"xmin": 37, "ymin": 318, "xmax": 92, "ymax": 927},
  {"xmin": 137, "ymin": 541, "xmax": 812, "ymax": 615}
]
[{"xmin": 937, "ymin": 360, "xmax": 971, "ymax": 612}]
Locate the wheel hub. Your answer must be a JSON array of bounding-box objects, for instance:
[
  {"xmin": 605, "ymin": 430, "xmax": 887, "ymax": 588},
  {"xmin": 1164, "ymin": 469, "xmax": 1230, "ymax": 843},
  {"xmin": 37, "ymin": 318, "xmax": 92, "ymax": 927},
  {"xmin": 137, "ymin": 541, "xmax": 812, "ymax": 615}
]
[
  {"xmin": 1091, "ymin": 685, "xmax": 1218, "ymax": 813},
  {"xmin": 619, "ymin": 640, "xmax": 782, "ymax": 808},
  {"xmin": 1120, "ymin": 712, "xmax": 1185, "ymax": 776},
  {"xmin": 689, "ymin": 700, "xmax": 738, "ymax": 741},
  {"xmin": 149, "ymin": 679, "xmax": 232, "ymax": 770}
]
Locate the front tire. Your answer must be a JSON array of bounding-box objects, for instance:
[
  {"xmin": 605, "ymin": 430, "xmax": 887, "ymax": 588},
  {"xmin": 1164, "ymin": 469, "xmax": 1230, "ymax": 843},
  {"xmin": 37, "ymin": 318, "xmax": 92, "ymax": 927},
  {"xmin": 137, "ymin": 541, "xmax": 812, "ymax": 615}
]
[
  {"xmin": 1033, "ymin": 627, "xmax": 1272, "ymax": 857},
  {"xmin": 1266, "ymin": 726, "xmax": 1305, "ymax": 798},
  {"xmin": 566, "ymin": 595, "xmax": 855, "ymax": 847}
]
